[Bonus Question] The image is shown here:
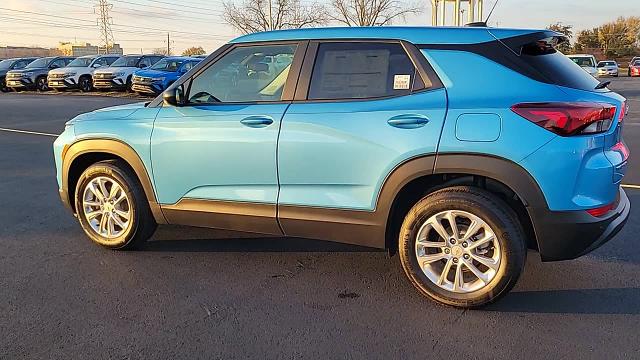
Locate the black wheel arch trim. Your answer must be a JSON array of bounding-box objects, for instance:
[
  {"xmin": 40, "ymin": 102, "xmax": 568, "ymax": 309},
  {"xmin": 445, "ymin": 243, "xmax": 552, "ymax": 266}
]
[{"xmin": 60, "ymin": 138, "xmax": 167, "ymax": 224}]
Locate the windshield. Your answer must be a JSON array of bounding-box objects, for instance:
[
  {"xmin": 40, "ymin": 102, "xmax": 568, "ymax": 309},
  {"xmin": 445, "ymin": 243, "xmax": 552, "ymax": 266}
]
[
  {"xmin": 0, "ymin": 59, "xmax": 13, "ymax": 70},
  {"xmin": 111, "ymin": 56, "xmax": 141, "ymax": 67},
  {"xmin": 150, "ymin": 58, "xmax": 185, "ymax": 71},
  {"xmin": 569, "ymin": 56, "xmax": 596, "ymax": 68},
  {"xmin": 598, "ymin": 61, "xmax": 616, "ymax": 67},
  {"xmin": 25, "ymin": 57, "xmax": 51, "ymax": 69},
  {"xmin": 67, "ymin": 57, "xmax": 94, "ymax": 67}
]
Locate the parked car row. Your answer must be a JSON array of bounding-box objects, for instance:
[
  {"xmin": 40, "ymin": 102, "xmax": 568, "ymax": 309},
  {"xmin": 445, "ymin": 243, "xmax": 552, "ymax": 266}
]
[
  {"xmin": 0, "ymin": 54, "xmax": 204, "ymax": 95},
  {"xmin": 566, "ymin": 54, "xmax": 640, "ymax": 78}
]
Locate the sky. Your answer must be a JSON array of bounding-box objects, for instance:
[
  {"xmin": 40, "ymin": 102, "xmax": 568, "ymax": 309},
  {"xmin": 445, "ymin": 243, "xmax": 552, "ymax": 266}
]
[{"xmin": 0, "ymin": 0, "xmax": 638, "ymax": 55}]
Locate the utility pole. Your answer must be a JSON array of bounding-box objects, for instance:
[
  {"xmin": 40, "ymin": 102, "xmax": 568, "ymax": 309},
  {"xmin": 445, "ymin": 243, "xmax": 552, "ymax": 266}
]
[
  {"xmin": 95, "ymin": 0, "xmax": 115, "ymax": 54},
  {"xmin": 268, "ymin": 0, "xmax": 273, "ymax": 30},
  {"xmin": 164, "ymin": 32, "xmax": 174, "ymax": 55}
]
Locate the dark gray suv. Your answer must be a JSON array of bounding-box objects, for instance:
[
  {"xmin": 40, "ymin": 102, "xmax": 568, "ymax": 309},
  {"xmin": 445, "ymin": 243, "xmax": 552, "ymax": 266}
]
[{"xmin": 5, "ymin": 56, "xmax": 75, "ymax": 91}]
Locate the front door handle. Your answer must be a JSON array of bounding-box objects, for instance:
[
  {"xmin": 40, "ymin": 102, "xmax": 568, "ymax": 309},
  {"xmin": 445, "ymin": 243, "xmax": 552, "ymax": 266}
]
[
  {"xmin": 240, "ymin": 115, "xmax": 274, "ymax": 128},
  {"xmin": 387, "ymin": 114, "xmax": 430, "ymax": 129}
]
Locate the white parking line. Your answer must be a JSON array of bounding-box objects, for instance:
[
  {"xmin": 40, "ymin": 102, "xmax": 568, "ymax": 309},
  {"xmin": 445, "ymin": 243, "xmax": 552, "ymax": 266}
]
[
  {"xmin": 0, "ymin": 127, "xmax": 58, "ymax": 137},
  {"xmin": 622, "ymin": 184, "xmax": 640, "ymax": 190}
]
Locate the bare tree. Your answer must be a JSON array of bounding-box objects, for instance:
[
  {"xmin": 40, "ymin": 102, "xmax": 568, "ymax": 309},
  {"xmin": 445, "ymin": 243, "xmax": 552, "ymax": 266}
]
[
  {"xmin": 223, "ymin": 0, "xmax": 327, "ymax": 34},
  {"xmin": 329, "ymin": 0, "xmax": 421, "ymax": 26}
]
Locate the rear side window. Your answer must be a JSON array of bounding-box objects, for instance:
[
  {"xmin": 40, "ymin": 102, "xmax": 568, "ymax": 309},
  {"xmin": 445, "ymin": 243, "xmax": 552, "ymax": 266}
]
[
  {"xmin": 308, "ymin": 42, "xmax": 420, "ymax": 100},
  {"xmin": 520, "ymin": 39, "xmax": 601, "ymax": 91}
]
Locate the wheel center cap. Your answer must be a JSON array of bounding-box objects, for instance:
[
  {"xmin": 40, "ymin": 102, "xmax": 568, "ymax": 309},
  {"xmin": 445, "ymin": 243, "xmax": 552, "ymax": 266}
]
[
  {"xmin": 103, "ymin": 203, "xmax": 113, "ymax": 212},
  {"xmin": 451, "ymin": 245, "xmax": 464, "ymax": 257}
]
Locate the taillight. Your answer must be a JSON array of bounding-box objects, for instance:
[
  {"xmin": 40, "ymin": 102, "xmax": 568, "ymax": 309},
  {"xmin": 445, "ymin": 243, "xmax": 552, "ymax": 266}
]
[
  {"xmin": 511, "ymin": 102, "xmax": 617, "ymax": 136},
  {"xmin": 586, "ymin": 203, "xmax": 615, "ymax": 217}
]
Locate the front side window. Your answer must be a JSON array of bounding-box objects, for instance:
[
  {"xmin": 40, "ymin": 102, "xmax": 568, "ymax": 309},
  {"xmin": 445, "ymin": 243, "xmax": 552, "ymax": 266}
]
[
  {"xmin": 188, "ymin": 44, "xmax": 296, "ymax": 104},
  {"xmin": 50, "ymin": 58, "xmax": 68, "ymax": 69},
  {"xmin": 308, "ymin": 42, "xmax": 419, "ymax": 100}
]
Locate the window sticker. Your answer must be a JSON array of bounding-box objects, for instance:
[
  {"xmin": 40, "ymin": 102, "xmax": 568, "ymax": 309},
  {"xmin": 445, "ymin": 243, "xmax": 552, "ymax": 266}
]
[{"xmin": 393, "ymin": 74, "xmax": 411, "ymax": 90}]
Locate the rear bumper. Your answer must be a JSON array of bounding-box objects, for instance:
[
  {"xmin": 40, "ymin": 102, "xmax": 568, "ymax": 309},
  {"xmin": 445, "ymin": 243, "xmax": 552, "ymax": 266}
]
[{"xmin": 533, "ymin": 187, "xmax": 630, "ymax": 261}]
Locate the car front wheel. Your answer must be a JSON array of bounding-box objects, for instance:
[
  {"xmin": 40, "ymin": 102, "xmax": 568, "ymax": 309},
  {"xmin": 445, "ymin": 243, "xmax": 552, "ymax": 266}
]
[
  {"xmin": 398, "ymin": 186, "xmax": 526, "ymax": 308},
  {"xmin": 75, "ymin": 160, "xmax": 157, "ymax": 249},
  {"xmin": 36, "ymin": 77, "xmax": 48, "ymax": 91},
  {"xmin": 79, "ymin": 77, "xmax": 92, "ymax": 92}
]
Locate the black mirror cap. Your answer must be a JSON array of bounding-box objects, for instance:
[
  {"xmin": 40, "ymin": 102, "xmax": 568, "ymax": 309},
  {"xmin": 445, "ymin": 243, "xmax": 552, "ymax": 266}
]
[{"xmin": 163, "ymin": 84, "xmax": 185, "ymax": 106}]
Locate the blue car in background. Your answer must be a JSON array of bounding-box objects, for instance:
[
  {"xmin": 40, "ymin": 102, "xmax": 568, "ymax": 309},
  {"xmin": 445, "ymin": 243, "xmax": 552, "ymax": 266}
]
[
  {"xmin": 131, "ymin": 56, "xmax": 202, "ymax": 95},
  {"xmin": 54, "ymin": 26, "xmax": 630, "ymax": 308}
]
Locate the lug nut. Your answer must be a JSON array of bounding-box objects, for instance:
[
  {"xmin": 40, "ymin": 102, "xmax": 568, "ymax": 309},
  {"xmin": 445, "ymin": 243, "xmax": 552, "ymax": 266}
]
[
  {"xmin": 452, "ymin": 258, "xmax": 459, "ymax": 263},
  {"xmin": 444, "ymin": 248, "xmax": 450, "ymax": 254},
  {"xmin": 463, "ymin": 254, "xmax": 470, "ymax": 260},
  {"xmin": 462, "ymin": 242, "xmax": 468, "ymax": 248},
  {"xmin": 449, "ymin": 238, "xmax": 456, "ymax": 245}
]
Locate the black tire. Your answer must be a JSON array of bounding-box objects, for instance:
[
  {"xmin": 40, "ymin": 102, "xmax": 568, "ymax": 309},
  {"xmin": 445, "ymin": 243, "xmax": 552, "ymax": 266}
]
[
  {"xmin": 79, "ymin": 76, "xmax": 93, "ymax": 92},
  {"xmin": 125, "ymin": 76, "xmax": 133, "ymax": 92},
  {"xmin": 74, "ymin": 160, "xmax": 157, "ymax": 250},
  {"xmin": 398, "ymin": 186, "xmax": 526, "ymax": 308},
  {"xmin": 0, "ymin": 78, "xmax": 8, "ymax": 93},
  {"xmin": 36, "ymin": 76, "xmax": 48, "ymax": 92}
]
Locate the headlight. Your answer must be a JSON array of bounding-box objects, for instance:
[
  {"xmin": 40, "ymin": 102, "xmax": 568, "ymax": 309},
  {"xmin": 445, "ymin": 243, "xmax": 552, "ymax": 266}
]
[
  {"xmin": 114, "ymin": 71, "xmax": 125, "ymax": 77},
  {"xmin": 152, "ymin": 77, "xmax": 165, "ymax": 82},
  {"xmin": 64, "ymin": 72, "xmax": 76, "ymax": 78},
  {"xmin": 23, "ymin": 72, "xmax": 33, "ymax": 77}
]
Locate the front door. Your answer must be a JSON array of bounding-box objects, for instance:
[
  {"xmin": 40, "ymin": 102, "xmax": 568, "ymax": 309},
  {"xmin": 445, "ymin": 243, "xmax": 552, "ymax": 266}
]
[{"xmin": 151, "ymin": 42, "xmax": 302, "ymax": 234}]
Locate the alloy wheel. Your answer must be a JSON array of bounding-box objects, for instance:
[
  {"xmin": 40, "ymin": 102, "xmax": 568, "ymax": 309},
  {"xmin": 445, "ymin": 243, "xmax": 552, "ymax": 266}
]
[
  {"xmin": 415, "ymin": 210, "xmax": 501, "ymax": 293},
  {"xmin": 82, "ymin": 176, "xmax": 131, "ymax": 239}
]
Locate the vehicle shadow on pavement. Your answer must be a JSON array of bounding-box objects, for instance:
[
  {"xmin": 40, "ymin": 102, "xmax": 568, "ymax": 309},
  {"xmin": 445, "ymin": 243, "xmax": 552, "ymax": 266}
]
[{"xmin": 485, "ymin": 287, "xmax": 640, "ymax": 314}]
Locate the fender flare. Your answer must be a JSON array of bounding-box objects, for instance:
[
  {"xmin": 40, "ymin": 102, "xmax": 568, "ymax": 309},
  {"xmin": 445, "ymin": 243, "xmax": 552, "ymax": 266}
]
[{"xmin": 62, "ymin": 138, "xmax": 166, "ymax": 224}]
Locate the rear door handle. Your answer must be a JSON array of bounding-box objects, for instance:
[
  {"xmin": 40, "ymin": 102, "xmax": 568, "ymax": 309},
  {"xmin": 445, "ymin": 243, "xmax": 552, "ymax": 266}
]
[
  {"xmin": 240, "ymin": 115, "xmax": 274, "ymax": 128},
  {"xmin": 387, "ymin": 114, "xmax": 430, "ymax": 129}
]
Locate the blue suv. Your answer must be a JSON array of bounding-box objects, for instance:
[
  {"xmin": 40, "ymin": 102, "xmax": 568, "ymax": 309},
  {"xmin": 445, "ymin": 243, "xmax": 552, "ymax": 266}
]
[
  {"xmin": 131, "ymin": 56, "xmax": 202, "ymax": 95},
  {"xmin": 54, "ymin": 27, "xmax": 630, "ymax": 308}
]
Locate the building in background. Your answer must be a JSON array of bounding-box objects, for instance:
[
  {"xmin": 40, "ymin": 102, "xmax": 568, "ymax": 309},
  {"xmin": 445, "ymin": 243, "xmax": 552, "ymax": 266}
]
[
  {"xmin": 57, "ymin": 42, "xmax": 124, "ymax": 56},
  {"xmin": 0, "ymin": 46, "xmax": 61, "ymax": 58}
]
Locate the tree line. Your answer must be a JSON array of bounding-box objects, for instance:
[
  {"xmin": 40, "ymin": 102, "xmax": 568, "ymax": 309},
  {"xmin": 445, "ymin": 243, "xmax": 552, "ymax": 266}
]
[{"xmin": 548, "ymin": 17, "xmax": 640, "ymax": 58}]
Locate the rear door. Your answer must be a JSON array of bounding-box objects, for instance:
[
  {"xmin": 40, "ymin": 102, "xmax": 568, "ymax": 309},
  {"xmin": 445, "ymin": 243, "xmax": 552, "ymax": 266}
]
[{"xmin": 277, "ymin": 40, "xmax": 447, "ymax": 239}]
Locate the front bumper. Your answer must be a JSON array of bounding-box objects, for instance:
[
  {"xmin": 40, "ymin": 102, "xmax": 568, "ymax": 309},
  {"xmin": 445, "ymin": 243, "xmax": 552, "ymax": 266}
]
[
  {"xmin": 93, "ymin": 77, "xmax": 127, "ymax": 90},
  {"xmin": 48, "ymin": 78, "xmax": 78, "ymax": 89},
  {"xmin": 132, "ymin": 82, "xmax": 163, "ymax": 95},
  {"xmin": 533, "ymin": 187, "xmax": 630, "ymax": 261},
  {"xmin": 6, "ymin": 78, "xmax": 34, "ymax": 89}
]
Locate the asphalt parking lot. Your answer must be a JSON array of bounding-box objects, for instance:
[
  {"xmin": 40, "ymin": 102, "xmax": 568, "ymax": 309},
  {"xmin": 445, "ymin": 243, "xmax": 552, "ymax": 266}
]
[{"xmin": 1, "ymin": 79, "xmax": 640, "ymax": 359}]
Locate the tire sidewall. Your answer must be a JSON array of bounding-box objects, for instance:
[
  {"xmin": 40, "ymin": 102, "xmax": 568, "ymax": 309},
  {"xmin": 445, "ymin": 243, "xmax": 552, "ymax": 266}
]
[
  {"xmin": 75, "ymin": 163, "xmax": 141, "ymax": 249},
  {"xmin": 399, "ymin": 191, "xmax": 524, "ymax": 307},
  {"xmin": 80, "ymin": 77, "xmax": 92, "ymax": 92},
  {"xmin": 36, "ymin": 77, "xmax": 48, "ymax": 91}
]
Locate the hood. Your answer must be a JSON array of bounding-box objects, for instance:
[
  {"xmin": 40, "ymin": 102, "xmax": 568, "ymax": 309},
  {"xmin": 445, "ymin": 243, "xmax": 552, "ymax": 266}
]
[
  {"xmin": 11, "ymin": 67, "xmax": 47, "ymax": 73},
  {"xmin": 66, "ymin": 102, "xmax": 148, "ymax": 126}
]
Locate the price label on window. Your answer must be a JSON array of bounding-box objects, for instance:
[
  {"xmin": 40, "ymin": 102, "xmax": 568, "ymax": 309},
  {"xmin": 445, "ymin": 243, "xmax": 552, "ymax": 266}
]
[{"xmin": 393, "ymin": 74, "xmax": 411, "ymax": 90}]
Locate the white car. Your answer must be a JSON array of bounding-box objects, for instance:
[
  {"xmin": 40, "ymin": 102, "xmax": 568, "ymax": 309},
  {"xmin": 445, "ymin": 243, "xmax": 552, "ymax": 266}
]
[
  {"xmin": 48, "ymin": 55, "xmax": 120, "ymax": 92},
  {"xmin": 567, "ymin": 54, "xmax": 598, "ymax": 77},
  {"xmin": 596, "ymin": 60, "xmax": 619, "ymax": 77},
  {"xmin": 92, "ymin": 54, "xmax": 163, "ymax": 91}
]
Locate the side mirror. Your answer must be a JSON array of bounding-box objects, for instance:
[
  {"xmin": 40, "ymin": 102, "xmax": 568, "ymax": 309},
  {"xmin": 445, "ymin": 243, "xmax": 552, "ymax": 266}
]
[
  {"xmin": 93, "ymin": 63, "xmax": 102, "ymax": 68},
  {"xmin": 139, "ymin": 63, "xmax": 148, "ymax": 69},
  {"xmin": 163, "ymin": 83, "xmax": 186, "ymax": 107},
  {"xmin": 50, "ymin": 64, "xmax": 60, "ymax": 69}
]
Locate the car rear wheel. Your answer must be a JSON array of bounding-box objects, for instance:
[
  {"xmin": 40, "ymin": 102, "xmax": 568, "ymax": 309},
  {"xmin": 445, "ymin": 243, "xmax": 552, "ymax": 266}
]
[
  {"xmin": 75, "ymin": 160, "xmax": 157, "ymax": 249},
  {"xmin": 398, "ymin": 186, "xmax": 526, "ymax": 308},
  {"xmin": 0, "ymin": 78, "xmax": 8, "ymax": 92}
]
